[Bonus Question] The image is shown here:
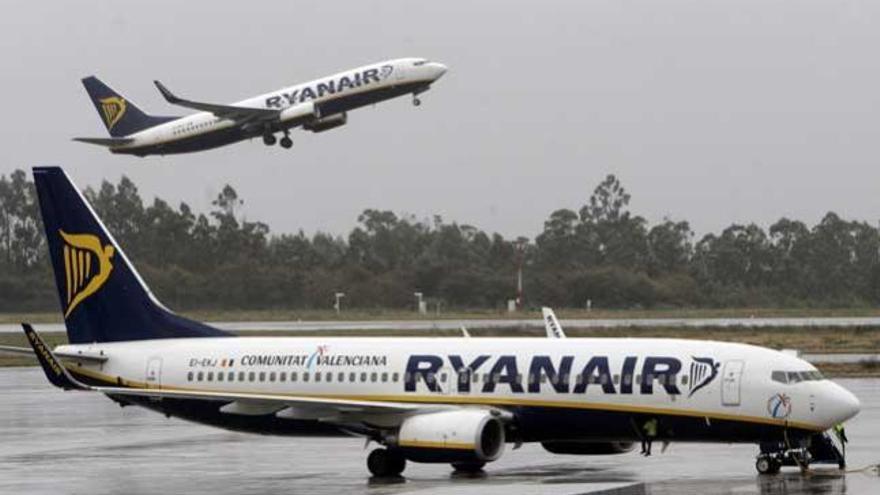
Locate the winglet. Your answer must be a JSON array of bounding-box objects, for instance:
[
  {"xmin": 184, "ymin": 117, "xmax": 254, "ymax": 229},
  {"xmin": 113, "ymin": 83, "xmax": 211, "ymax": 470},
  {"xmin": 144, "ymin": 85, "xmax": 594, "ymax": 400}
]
[
  {"xmin": 153, "ymin": 80, "xmax": 181, "ymax": 104},
  {"xmin": 541, "ymin": 307, "xmax": 566, "ymax": 338},
  {"xmin": 21, "ymin": 323, "xmax": 89, "ymax": 391}
]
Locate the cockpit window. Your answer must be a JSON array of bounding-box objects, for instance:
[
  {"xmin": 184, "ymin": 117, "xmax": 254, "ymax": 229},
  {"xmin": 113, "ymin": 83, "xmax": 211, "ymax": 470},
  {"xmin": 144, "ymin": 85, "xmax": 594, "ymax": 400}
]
[
  {"xmin": 771, "ymin": 371, "xmax": 788, "ymax": 384},
  {"xmin": 413, "ymin": 59, "xmax": 427, "ymax": 66},
  {"xmin": 773, "ymin": 369, "xmax": 824, "ymax": 384}
]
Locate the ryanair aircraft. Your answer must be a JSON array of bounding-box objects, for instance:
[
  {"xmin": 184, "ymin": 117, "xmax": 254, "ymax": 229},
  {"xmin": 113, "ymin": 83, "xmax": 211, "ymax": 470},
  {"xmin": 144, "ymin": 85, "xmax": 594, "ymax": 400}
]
[
  {"xmin": 2, "ymin": 167, "xmax": 860, "ymax": 477},
  {"xmin": 74, "ymin": 58, "xmax": 447, "ymax": 156}
]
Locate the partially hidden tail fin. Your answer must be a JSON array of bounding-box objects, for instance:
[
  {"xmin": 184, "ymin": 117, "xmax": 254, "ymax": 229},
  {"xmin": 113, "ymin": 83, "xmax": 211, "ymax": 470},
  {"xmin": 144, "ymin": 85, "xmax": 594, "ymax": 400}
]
[
  {"xmin": 541, "ymin": 307, "xmax": 566, "ymax": 339},
  {"xmin": 33, "ymin": 166, "xmax": 229, "ymax": 344},
  {"xmin": 81, "ymin": 76, "xmax": 176, "ymax": 137}
]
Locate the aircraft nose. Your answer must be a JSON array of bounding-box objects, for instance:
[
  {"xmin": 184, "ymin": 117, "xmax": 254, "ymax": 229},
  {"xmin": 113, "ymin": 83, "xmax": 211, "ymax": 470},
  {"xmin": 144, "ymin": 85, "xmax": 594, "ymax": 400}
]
[
  {"xmin": 830, "ymin": 383, "xmax": 860, "ymax": 424},
  {"xmin": 429, "ymin": 63, "xmax": 448, "ymax": 80}
]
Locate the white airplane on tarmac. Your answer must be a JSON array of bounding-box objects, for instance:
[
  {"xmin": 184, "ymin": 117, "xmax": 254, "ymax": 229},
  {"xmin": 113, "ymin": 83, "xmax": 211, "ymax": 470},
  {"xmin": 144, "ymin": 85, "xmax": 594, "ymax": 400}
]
[
  {"xmin": 1, "ymin": 167, "xmax": 860, "ymax": 477},
  {"xmin": 73, "ymin": 58, "xmax": 447, "ymax": 156}
]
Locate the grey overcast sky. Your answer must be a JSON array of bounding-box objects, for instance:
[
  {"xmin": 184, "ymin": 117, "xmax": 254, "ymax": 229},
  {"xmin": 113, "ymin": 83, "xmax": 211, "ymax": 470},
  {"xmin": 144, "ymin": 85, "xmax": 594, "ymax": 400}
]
[{"xmin": 2, "ymin": 0, "xmax": 880, "ymax": 239}]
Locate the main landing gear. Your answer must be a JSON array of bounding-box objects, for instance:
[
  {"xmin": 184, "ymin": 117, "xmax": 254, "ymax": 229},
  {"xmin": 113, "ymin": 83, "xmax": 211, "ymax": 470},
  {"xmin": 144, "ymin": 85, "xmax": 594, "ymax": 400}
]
[
  {"xmin": 262, "ymin": 130, "xmax": 293, "ymax": 149},
  {"xmin": 367, "ymin": 448, "xmax": 406, "ymax": 477}
]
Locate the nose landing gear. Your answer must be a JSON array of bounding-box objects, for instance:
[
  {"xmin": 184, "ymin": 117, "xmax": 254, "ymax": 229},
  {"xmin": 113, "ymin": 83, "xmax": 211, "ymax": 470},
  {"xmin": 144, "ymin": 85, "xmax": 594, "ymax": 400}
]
[{"xmin": 412, "ymin": 96, "xmax": 421, "ymax": 107}]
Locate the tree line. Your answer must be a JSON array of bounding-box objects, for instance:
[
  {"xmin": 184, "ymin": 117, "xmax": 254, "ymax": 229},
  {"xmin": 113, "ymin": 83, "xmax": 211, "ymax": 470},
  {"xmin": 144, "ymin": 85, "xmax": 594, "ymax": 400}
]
[{"xmin": 1, "ymin": 169, "xmax": 879, "ymax": 312}]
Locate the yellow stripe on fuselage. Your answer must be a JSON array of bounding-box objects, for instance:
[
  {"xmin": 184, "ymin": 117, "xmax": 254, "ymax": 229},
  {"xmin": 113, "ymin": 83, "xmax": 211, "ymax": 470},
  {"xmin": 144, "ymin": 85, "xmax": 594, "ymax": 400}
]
[{"xmin": 62, "ymin": 364, "xmax": 823, "ymax": 432}]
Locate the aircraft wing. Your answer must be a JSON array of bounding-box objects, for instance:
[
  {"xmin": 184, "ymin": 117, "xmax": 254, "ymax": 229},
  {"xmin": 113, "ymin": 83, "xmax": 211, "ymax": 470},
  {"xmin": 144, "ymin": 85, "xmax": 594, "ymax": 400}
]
[
  {"xmin": 154, "ymin": 80, "xmax": 280, "ymax": 123},
  {"xmin": 542, "ymin": 307, "xmax": 566, "ymax": 338},
  {"xmin": 20, "ymin": 324, "xmax": 451, "ymax": 419}
]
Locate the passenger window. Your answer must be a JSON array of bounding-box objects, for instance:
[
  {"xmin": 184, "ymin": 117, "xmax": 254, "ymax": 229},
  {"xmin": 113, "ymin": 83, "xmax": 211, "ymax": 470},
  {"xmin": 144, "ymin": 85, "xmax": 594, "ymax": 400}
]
[
  {"xmin": 371, "ymin": 372, "xmax": 378, "ymax": 383},
  {"xmin": 613, "ymin": 374, "xmax": 620, "ymax": 385},
  {"xmin": 561, "ymin": 374, "xmax": 570, "ymax": 385},
  {"xmin": 280, "ymin": 372, "xmax": 286, "ymax": 382},
  {"xmin": 258, "ymin": 372, "xmax": 266, "ymax": 382},
  {"xmin": 516, "ymin": 373, "xmax": 523, "ymax": 384},
  {"xmin": 207, "ymin": 372, "xmax": 214, "ymax": 381},
  {"xmin": 360, "ymin": 372, "xmax": 367, "ymax": 382},
  {"xmin": 472, "ymin": 373, "xmax": 479, "ymax": 383},
  {"xmin": 238, "ymin": 372, "xmax": 245, "ymax": 381},
  {"xmin": 325, "ymin": 372, "xmax": 332, "ymax": 382},
  {"xmin": 228, "ymin": 372, "xmax": 235, "ymax": 382},
  {"xmin": 303, "ymin": 372, "xmax": 310, "ymax": 382},
  {"xmin": 350, "ymin": 372, "xmax": 357, "ymax": 382},
  {"xmin": 381, "ymin": 372, "xmax": 388, "ymax": 383},
  {"xmin": 315, "ymin": 372, "xmax": 322, "ymax": 382},
  {"xmin": 217, "ymin": 372, "xmax": 224, "ymax": 382},
  {"xmin": 681, "ymin": 374, "xmax": 689, "ymax": 385},
  {"xmin": 269, "ymin": 372, "xmax": 276, "ymax": 382},
  {"xmin": 392, "ymin": 372, "xmax": 399, "ymax": 383},
  {"xmin": 623, "ymin": 374, "xmax": 632, "ymax": 386},
  {"xmin": 187, "ymin": 371, "xmax": 193, "ymax": 381},
  {"xmin": 248, "ymin": 372, "xmax": 255, "ymax": 382},
  {"xmin": 540, "ymin": 374, "xmax": 547, "ymax": 384},
  {"xmin": 338, "ymin": 372, "xmax": 345, "ymax": 382},
  {"xmin": 197, "ymin": 371, "xmax": 204, "ymax": 382},
  {"xmin": 575, "ymin": 374, "xmax": 584, "ymax": 385},
  {"xmin": 291, "ymin": 372, "xmax": 298, "ymax": 382},
  {"xmin": 439, "ymin": 373, "xmax": 447, "ymax": 383}
]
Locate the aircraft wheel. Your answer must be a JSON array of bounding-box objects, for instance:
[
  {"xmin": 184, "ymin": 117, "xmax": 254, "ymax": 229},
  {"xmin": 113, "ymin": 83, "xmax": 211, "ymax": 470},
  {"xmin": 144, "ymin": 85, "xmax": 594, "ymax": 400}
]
[
  {"xmin": 413, "ymin": 96, "xmax": 421, "ymax": 107},
  {"xmin": 367, "ymin": 448, "xmax": 406, "ymax": 477},
  {"xmin": 280, "ymin": 136, "xmax": 293, "ymax": 149},
  {"xmin": 451, "ymin": 461, "xmax": 485, "ymax": 473},
  {"xmin": 756, "ymin": 456, "xmax": 780, "ymax": 475},
  {"xmin": 263, "ymin": 134, "xmax": 277, "ymax": 146}
]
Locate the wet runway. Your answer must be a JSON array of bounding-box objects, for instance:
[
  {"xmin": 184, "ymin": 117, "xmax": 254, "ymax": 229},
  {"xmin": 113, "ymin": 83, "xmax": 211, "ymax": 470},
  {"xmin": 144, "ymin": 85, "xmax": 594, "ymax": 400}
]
[{"xmin": 1, "ymin": 369, "xmax": 878, "ymax": 494}]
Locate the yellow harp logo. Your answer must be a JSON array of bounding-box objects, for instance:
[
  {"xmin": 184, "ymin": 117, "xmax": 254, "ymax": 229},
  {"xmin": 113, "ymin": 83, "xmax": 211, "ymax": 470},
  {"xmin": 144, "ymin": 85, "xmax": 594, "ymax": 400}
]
[
  {"xmin": 99, "ymin": 96, "xmax": 127, "ymax": 130},
  {"xmin": 60, "ymin": 230, "xmax": 115, "ymax": 318}
]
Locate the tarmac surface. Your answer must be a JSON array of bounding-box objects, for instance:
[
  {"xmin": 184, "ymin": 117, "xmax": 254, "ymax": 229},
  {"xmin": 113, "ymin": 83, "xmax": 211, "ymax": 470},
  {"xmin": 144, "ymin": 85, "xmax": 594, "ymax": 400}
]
[
  {"xmin": 7, "ymin": 315, "xmax": 880, "ymax": 334},
  {"xmin": 1, "ymin": 369, "xmax": 878, "ymax": 494}
]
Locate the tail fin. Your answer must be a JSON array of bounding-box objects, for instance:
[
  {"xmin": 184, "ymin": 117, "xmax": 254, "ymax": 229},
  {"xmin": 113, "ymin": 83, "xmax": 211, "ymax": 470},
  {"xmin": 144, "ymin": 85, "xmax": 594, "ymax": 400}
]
[
  {"xmin": 33, "ymin": 166, "xmax": 228, "ymax": 344},
  {"xmin": 81, "ymin": 76, "xmax": 176, "ymax": 137}
]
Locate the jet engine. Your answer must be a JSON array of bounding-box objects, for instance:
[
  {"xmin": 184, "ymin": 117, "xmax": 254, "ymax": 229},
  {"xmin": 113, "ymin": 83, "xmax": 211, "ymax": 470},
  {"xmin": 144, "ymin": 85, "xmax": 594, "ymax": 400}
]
[
  {"xmin": 541, "ymin": 441, "xmax": 635, "ymax": 455},
  {"xmin": 393, "ymin": 410, "xmax": 505, "ymax": 463},
  {"xmin": 303, "ymin": 112, "xmax": 347, "ymax": 133}
]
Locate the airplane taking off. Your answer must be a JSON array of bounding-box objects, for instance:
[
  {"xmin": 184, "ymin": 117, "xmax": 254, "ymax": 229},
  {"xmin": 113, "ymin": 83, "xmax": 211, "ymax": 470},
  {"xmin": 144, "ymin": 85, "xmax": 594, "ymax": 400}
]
[
  {"xmin": 74, "ymin": 58, "xmax": 447, "ymax": 156},
  {"xmin": 2, "ymin": 167, "xmax": 860, "ymax": 477}
]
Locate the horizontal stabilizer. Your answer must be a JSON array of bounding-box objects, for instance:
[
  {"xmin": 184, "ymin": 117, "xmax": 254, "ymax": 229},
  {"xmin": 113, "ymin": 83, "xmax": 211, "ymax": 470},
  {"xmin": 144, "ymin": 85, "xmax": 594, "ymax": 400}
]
[
  {"xmin": 0, "ymin": 344, "xmax": 108, "ymax": 362},
  {"xmin": 72, "ymin": 137, "xmax": 135, "ymax": 147}
]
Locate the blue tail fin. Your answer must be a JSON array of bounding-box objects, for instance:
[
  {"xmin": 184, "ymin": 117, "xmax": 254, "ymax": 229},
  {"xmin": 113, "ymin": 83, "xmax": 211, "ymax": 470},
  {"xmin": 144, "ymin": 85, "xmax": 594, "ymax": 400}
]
[
  {"xmin": 81, "ymin": 76, "xmax": 177, "ymax": 137},
  {"xmin": 33, "ymin": 167, "xmax": 229, "ymax": 344}
]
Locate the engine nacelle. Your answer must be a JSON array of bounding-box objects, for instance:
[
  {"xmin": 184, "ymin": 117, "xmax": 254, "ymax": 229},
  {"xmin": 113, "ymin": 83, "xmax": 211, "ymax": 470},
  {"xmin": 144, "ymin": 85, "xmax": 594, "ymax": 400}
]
[
  {"xmin": 541, "ymin": 441, "xmax": 635, "ymax": 455},
  {"xmin": 394, "ymin": 410, "xmax": 505, "ymax": 463},
  {"xmin": 278, "ymin": 101, "xmax": 316, "ymax": 123},
  {"xmin": 303, "ymin": 112, "xmax": 347, "ymax": 133}
]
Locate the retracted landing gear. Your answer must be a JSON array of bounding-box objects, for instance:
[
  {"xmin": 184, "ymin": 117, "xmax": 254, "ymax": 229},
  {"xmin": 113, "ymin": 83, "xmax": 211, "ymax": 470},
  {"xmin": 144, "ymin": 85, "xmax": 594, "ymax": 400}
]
[{"xmin": 367, "ymin": 448, "xmax": 406, "ymax": 477}]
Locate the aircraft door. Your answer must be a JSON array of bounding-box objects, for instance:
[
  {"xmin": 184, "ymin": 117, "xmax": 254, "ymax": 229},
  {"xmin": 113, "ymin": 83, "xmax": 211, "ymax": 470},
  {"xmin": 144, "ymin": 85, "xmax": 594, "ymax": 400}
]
[
  {"xmin": 721, "ymin": 360, "xmax": 744, "ymax": 406},
  {"xmin": 145, "ymin": 357, "xmax": 163, "ymax": 388}
]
